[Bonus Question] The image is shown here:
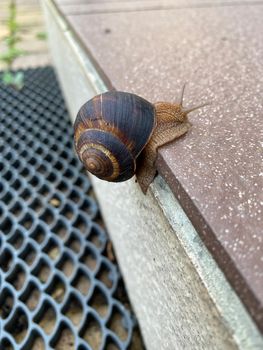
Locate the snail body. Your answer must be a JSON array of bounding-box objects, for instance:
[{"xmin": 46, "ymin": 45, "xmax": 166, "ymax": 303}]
[{"xmin": 74, "ymin": 88, "xmax": 206, "ymax": 193}]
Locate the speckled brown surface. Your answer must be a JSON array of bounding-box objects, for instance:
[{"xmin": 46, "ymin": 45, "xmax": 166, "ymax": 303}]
[{"xmin": 52, "ymin": 0, "xmax": 263, "ymax": 331}]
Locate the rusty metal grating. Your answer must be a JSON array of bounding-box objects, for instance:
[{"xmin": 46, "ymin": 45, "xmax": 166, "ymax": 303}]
[{"xmin": 0, "ymin": 67, "xmax": 142, "ymax": 350}]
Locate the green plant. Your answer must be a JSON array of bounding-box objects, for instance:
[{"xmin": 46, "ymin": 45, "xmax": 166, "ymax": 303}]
[
  {"xmin": 36, "ymin": 31, "xmax": 47, "ymax": 41},
  {"xmin": 0, "ymin": 0, "xmax": 25, "ymax": 89}
]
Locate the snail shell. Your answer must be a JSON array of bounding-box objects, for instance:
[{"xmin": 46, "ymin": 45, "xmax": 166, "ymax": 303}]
[{"xmin": 74, "ymin": 91, "xmax": 156, "ymax": 182}]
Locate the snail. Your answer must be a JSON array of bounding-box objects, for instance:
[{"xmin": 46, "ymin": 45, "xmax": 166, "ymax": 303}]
[{"xmin": 74, "ymin": 86, "xmax": 207, "ymax": 194}]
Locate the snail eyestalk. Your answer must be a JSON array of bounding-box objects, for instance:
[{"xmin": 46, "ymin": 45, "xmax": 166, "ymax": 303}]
[
  {"xmin": 183, "ymin": 102, "xmax": 210, "ymax": 115},
  {"xmin": 179, "ymin": 82, "xmax": 187, "ymax": 106}
]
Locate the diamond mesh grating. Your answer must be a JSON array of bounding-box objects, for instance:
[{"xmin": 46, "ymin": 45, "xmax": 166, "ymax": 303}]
[{"xmin": 0, "ymin": 67, "xmax": 142, "ymax": 350}]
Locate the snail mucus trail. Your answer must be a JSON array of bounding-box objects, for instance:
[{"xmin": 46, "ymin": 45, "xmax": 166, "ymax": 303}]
[{"xmin": 74, "ymin": 86, "xmax": 207, "ymax": 194}]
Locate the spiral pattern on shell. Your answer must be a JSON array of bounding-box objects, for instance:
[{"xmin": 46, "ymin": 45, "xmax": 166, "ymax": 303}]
[
  {"xmin": 76, "ymin": 129, "xmax": 135, "ymax": 181},
  {"xmin": 74, "ymin": 91, "xmax": 156, "ymax": 182}
]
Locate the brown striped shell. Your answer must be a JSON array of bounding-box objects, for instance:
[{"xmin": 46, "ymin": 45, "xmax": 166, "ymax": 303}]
[{"xmin": 74, "ymin": 91, "xmax": 156, "ymax": 182}]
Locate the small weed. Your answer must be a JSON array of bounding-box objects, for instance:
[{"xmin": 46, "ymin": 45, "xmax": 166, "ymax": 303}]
[
  {"xmin": 0, "ymin": 0, "xmax": 25, "ymax": 90},
  {"xmin": 36, "ymin": 31, "xmax": 47, "ymax": 41}
]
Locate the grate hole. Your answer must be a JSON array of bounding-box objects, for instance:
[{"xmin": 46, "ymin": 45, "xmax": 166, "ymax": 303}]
[
  {"xmin": 0, "ymin": 338, "xmax": 14, "ymax": 350},
  {"xmin": 11, "ymin": 159, "xmax": 22, "ymax": 169},
  {"xmin": 20, "ymin": 188, "xmax": 32, "ymax": 202},
  {"xmin": 28, "ymin": 156, "xmax": 38, "ymax": 166},
  {"xmin": 40, "ymin": 208, "xmax": 55, "ymax": 225},
  {"xmin": 97, "ymin": 263, "xmax": 114, "ymax": 289},
  {"xmin": 19, "ymin": 212, "xmax": 34, "ymax": 230},
  {"xmin": 0, "ymin": 288, "xmax": 14, "ymax": 319},
  {"xmin": 43, "ymin": 238, "xmax": 60, "ymax": 260},
  {"xmin": 63, "ymin": 168, "xmax": 76, "ymax": 180},
  {"xmin": 1, "ymin": 191, "xmax": 14, "ymax": 205},
  {"xmin": 80, "ymin": 247, "xmax": 98, "ymax": 271},
  {"xmin": 66, "ymin": 233, "xmax": 81, "ymax": 253},
  {"xmin": 3, "ymin": 169, "xmax": 13, "ymax": 181},
  {"xmin": 57, "ymin": 180, "xmax": 69, "ymax": 194},
  {"xmin": 52, "ymin": 219, "xmax": 68, "ymax": 240},
  {"xmin": 73, "ymin": 214, "xmax": 90, "ymax": 234},
  {"xmin": 107, "ymin": 306, "xmax": 129, "ymax": 342},
  {"xmin": 80, "ymin": 198, "xmax": 97, "ymax": 218},
  {"xmin": 44, "ymin": 153, "xmax": 55, "ymax": 163},
  {"xmin": 28, "ymin": 175, "xmax": 40, "ymax": 188},
  {"xmin": 74, "ymin": 176, "xmax": 86, "ymax": 190},
  {"xmin": 69, "ymin": 158, "xmax": 78, "ymax": 167},
  {"xmin": 49, "ymin": 194, "xmax": 62, "ymax": 209},
  {"xmin": 30, "ymin": 223, "xmax": 47, "ymax": 244},
  {"xmin": 20, "ymin": 149, "xmax": 29, "ymax": 159},
  {"xmin": 19, "ymin": 243, "xmax": 37, "ymax": 266},
  {"xmin": 26, "ymin": 332, "xmax": 45, "ymax": 350},
  {"xmin": 46, "ymin": 275, "xmax": 66, "ymax": 303},
  {"xmin": 69, "ymin": 189, "xmax": 80, "ymax": 204},
  {"xmin": 29, "ymin": 198, "xmax": 43, "ymax": 213},
  {"xmin": 27, "ymin": 140, "xmax": 34, "ymax": 148},
  {"xmin": 72, "ymin": 269, "xmax": 91, "ymax": 296},
  {"xmin": 35, "ymin": 132, "xmax": 41, "ymax": 139},
  {"xmin": 80, "ymin": 315, "xmax": 102, "ymax": 350},
  {"xmin": 32, "ymin": 258, "xmax": 51, "ymax": 284},
  {"xmin": 20, "ymin": 167, "xmax": 31, "ymax": 178},
  {"xmin": 35, "ymin": 145, "xmax": 45, "ymax": 156},
  {"xmin": 47, "ymin": 171, "xmax": 58, "ymax": 184},
  {"xmin": 5, "ymin": 308, "xmax": 28, "ymax": 344},
  {"xmin": 56, "ymin": 252, "xmax": 74, "ymax": 277},
  {"xmin": 4, "ymin": 151, "xmax": 13, "ymax": 162},
  {"xmin": 64, "ymin": 140, "xmax": 73, "ymax": 150},
  {"xmin": 89, "ymin": 225, "xmax": 105, "ymax": 249},
  {"xmin": 61, "ymin": 203, "xmax": 75, "ymax": 221},
  {"xmin": 20, "ymin": 281, "xmax": 40, "ymax": 311},
  {"xmin": 53, "ymin": 160, "xmax": 64, "ymax": 171},
  {"xmin": 38, "ymin": 183, "xmax": 50, "ymax": 197},
  {"xmin": 89, "ymin": 287, "xmax": 109, "ymax": 318},
  {"xmin": 7, "ymin": 264, "xmax": 26, "ymax": 290},
  {"xmin": 62, "ymin": 293, "xmax": 84, "ymax": 326},
  {"xmin": 10, "ymin": 201, "xmax": 23, "ymax": 218},
  {"xmin": 35, "ymin": 300, "xmax": 57, "ymax": 335},
  {"xmin": 37, "ymin": 163, "xmax": 49, "ymax": 175},
  {"xmin": 105, "ymin": 338, "xmax": 121, "ymax": 350},
  {"xmin": 0, "ymin": 216, "xmax": 14, "ymax": 235},
  {"xmin": 51, "ymin": 324, "xmax": 75, "ymax": 350},
  {"xmin": 60, "ymin": 150, "xmax": 68, "ymax": 160},
  {"xmin": 43, "ymin": 137, "xmax": 50, "ymax": 145},
  {"xmin": 11, "ymin": 178, "xmax": 23, "ymax": 191},
  {"xmin": 8, "ymin": 228, "xmax": 24, "ymax": 249},
  {"xmin": 0, "ymin": 247, "xmax": 13, "ymax": 272}
]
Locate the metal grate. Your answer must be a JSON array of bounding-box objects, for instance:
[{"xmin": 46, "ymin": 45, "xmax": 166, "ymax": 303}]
[{"xmin": 0, "ymin": 67, "xmax": 142, "ymax": 350}]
